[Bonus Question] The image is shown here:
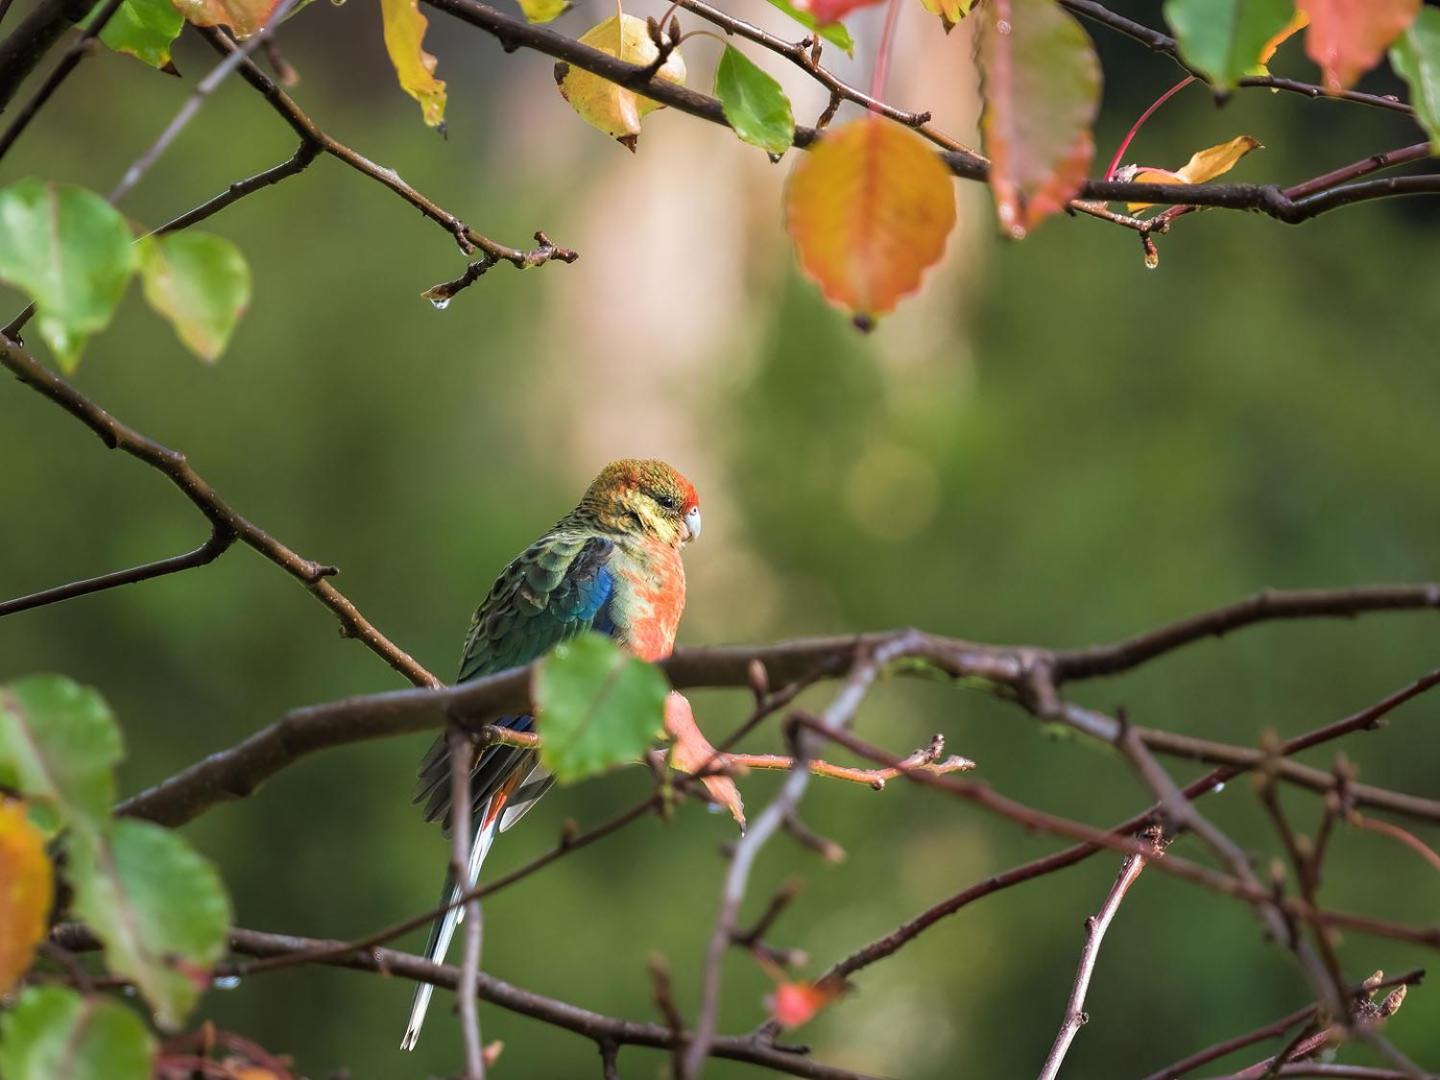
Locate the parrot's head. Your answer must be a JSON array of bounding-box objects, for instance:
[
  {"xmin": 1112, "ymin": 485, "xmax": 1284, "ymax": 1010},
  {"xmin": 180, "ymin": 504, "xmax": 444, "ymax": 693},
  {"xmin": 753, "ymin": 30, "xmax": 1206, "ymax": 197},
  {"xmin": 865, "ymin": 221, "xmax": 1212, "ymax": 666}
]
[{"xmin": 583, "ymin": 459, "xmax": 701, "ymax": 549}]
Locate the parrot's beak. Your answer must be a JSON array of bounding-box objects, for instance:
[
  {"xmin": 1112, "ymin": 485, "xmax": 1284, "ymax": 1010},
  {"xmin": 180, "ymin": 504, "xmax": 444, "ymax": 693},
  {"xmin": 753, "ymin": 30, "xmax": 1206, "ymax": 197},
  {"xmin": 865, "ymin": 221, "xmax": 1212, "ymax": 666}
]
[{"xmin": 683, "ymin": 506, "xmax": 702, "ymax": 543}]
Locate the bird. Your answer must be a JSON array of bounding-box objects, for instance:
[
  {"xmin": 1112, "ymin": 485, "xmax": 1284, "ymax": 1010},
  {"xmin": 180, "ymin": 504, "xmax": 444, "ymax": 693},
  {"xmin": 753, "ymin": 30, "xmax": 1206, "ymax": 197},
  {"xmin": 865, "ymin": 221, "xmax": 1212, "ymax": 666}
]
[{"xmin": 401, "ymin": 458, "xmax": 702, "ymax": 1052}]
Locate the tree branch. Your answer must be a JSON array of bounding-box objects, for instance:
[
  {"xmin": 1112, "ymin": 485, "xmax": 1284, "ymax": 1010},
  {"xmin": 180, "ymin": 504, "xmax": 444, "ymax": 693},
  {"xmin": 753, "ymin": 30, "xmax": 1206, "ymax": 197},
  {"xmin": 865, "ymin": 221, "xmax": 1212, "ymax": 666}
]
[{"xmin": 0, "ymin": 334, "xmax": 439, "ymax": 688}]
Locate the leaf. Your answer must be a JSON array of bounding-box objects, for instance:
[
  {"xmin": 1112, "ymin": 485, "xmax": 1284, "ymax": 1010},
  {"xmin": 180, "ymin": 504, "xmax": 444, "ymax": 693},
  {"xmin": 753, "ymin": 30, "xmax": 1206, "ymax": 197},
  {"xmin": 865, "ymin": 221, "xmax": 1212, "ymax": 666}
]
[
  {"xmin": 0, "ymin": 180, "xmax": 136, "ymax": 372},
  {"xmin": 663, "ymin": 692, "xmax": 744, "ymax": 827},
  {"xmin": 0, "ymin": 801, "xmax": 52, "ymax": 995},
  {"xmin": 532, "ymin": 632, "xmax": 669, "ymax": 783},
  {"xmin": 68, "ymin": 818, "xmax": 232, "ymax": 1030},
  {"xmin": 794, "ymin": 0, "xmax": 881, "ymax": 24},
  {"xmin": 919, "ymin": 0, "xmax": 972, "ymax": 31},
  {"xmin": 555, "ymin": 15, "xmax": 687, "ymax": 149},
  {"xmin": 767, "ymin": 980, "xmax": 841, "ymax": 1028},
  {"xmin": 1392, "ymin": 7, "xmax": 1440, "ymax": 153},
  {"xmin": 715, "ymin": 46, "xmax": 795, "ymax": 156},
  {"xmin": 1298, "ymin": 0, "xmax": 1420, "ymax": 92},
  {"xmin": 517, "ymin": 0, "xmax": 569, "ymax": 22},
  {"xmin": 137, "ymin": 232, "xmax": 251, "ymax": 362},
  {"xmin": 1256, "ymin": 9, "xmax": 1308, "ymax": 69},
  {"xmin": 0, "ymin": 676, "xmax": 123, "ymax": 835},
  {"xmin": 763, "ymin": 0, "xmax": 854, "ymax": 55},
  {"xmin": 1126, "ymin": 135, "xmax": 1264, "ymax": 210},
  {"xmin": 170, "ymin": 0, "xmax": 284, "ymax": 37},
  {"xmin": 979, "ymin": 0, "xmax": 1101, "ymax": 238},
  {"xmin": 379, "ymin": 0, "xmax": 447, "ymax": 127},
  {"xmin": 88, "ymin": 0, "xmax": 184, "ymax": 69},
  {"xmin": 1163, "ymin": 0, "xmax": 1295, "ymax": 89},
  {"xmin": 0, "ymin": 987, "xmax": 155, "ymax": 1080},
  {"xmin": 784, "ymin": 116, "xmax": 956, "ymax": 328}
]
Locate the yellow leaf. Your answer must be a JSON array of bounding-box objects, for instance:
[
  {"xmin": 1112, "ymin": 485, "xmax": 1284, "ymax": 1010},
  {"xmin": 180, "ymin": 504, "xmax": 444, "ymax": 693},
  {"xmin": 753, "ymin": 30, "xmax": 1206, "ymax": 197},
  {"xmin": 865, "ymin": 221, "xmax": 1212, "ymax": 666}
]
[
  {"xmin": 1127, "ymin": 135, "xmax": 1263, "ymax": 210},
  {"xmin": 0, "ymin": 800, "xmax": 53, "ymax": 995},
  {"xmin": 918, "ymin": 0, "xmax": 970, "ymax": 31},
  {"xmin": 785, "ymin": 116, "xmax": 956, "ymax": 328},
  {"xmin": 380, "ymin": 0, "xmax": 447, "ymax": 127},
  {"xmin": 664, "ymin": 692, "xmax": 744, "ymax": 827},
  {"xmin": 555, "ymin": 15, "xmax": 686, "ymax": 149},
  {"xmin": 518, "ymin": 0, "xmax": 570, "ymax": 23}
]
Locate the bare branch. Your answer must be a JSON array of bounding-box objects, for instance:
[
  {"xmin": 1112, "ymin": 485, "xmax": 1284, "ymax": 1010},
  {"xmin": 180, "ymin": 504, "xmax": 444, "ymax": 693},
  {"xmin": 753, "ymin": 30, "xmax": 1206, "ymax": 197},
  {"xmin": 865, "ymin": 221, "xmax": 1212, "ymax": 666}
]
[
  {"xmin": 448, "ymin": 729, "xmax": 486, "ymax": 1079},
  {"xmin": 1037, "ymin": 828, "xmax": 1163, "ymax": 1080}
]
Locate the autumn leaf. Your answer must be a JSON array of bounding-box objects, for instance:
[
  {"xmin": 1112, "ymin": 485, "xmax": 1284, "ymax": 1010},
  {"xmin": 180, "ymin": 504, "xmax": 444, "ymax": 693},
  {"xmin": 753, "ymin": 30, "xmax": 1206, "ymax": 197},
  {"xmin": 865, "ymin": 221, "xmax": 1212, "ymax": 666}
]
[
  {"xmin": 1257, "ymin": 9, "xmax": 1308, "ymax": 68},
  {"xmin": 138, "ymin": 232, "xmax": 251, "ymax": 362},
  {"xmin": 1125, "ymin": 135, "xmax": 1264, "ymax": 210},
  {"xmin": 979, "ymin": 0, "xmax": 1101, "ymax": 238},
  {"xmin": 88, "ymin": 0, "xmax": 184, "ymax": 69},
  {"xmin": 767, "ymin": 979, "xmax": 842, "ymax": 1028},
  {"xmin": 380, "ymin": 0, "xmax": 447, "ymax": 127},
  {"xmin": 793, "ymin": 0, "xmax": 882, "ymax": 24},
  {"xmin": 170, "ymin": 0, "xmax": 284, "ymax": 38},
  {"xmin": 555, "ymin": 15, "xmax": 686, "ymax": 150},
  {"xmin": 919, "ymin": 0, "xmax": 971, "ymax": 32},
  {"xmin": 0, "ymin": 801, "xmax": 52, "ymax": 996},
  {"xmin": 1297, "ymin": 0, "xmax": 1420, "ymax": 92},
  {"xmin": 784, "ymin": 117, "xmax": 956, "ymax": 329},
  {"xmin": 664, "ymin": 692, "xmax": 744, "ymax": 827}
]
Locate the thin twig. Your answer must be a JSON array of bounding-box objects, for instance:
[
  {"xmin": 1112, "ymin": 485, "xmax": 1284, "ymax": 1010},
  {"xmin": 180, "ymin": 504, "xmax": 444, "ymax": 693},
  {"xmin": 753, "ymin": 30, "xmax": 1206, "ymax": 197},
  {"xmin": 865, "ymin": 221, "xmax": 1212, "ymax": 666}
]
[{"xmin": 1037, "ymin": 827, "xmax": 1163, "ymax": 1080}]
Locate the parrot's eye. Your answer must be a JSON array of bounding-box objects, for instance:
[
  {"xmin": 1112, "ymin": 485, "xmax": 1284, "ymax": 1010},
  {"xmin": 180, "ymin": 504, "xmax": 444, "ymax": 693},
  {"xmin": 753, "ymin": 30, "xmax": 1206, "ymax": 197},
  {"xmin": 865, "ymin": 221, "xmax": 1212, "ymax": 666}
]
[{"xmin": 653, "ymin": 492, "xmax": 679, "ymax": 511}]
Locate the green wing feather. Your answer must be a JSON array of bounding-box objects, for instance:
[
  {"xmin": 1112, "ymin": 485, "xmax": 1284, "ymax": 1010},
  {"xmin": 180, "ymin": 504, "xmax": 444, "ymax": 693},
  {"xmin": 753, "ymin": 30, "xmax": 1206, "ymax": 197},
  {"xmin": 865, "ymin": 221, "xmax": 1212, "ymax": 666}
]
[{"xmin": 415, "ymin": 531, "xmax": 616, "ymax": 826}]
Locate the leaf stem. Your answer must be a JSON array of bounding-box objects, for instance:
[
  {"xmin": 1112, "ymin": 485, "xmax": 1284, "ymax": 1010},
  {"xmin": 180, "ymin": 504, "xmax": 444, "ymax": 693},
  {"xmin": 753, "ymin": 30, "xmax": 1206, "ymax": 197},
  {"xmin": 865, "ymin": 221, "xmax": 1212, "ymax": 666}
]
[
  {"xmin": 1104, "ymin": 75, "xmax": 1194, "ymax": 181},
  {"xmin": 869, "ymin": 0, "xmax": 904, "ymax": 107}
]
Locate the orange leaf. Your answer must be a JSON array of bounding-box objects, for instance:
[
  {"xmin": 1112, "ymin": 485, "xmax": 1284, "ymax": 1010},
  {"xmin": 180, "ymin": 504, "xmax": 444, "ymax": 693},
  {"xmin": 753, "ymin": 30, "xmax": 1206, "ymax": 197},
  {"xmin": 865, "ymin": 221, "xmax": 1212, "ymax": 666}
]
[
  {"xmin": 1258, "ymin": 10, "xmax": 1309, "ymax": 66},
  {"xmin": 0, "ymin": 800, "xmax": 53, "ymax": 995},
  {"xmin": 784, "ymin": 116, "xmax": 955, "ymax": 328},
  {"xmin": 171, "ymin": 0, "xmax": 282, "ymax": 38},
  {"xmin": 1297, "ymin": 0, "xmax": 1420, "ymax": 91},
  {"xmin": 979, "ymin": 0, "xmax": 1101, "ymax": 238},
  {"xmin": 1126, "ymin": 135, "xmax": 1263, "ymax": 210},
  {"xmin": 664, "ymin": 692, "xmax": 744, "ymax": 827},
  {"xmin": 380, "ymin": 0, "xmax": 447, "ymax": 127},
  {"xmin": 767, "ymin": 980, "xmax": 841, "ymax": 1029}
]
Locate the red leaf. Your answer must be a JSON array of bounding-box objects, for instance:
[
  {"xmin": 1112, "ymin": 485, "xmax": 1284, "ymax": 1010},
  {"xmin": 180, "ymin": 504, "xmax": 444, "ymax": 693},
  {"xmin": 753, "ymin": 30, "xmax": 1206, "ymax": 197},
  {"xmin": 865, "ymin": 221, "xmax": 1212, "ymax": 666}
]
[
  {"xmin": 768, "ymin": 980, "xmax": 841, "ymax": 1029},
  {"xmin": 171, "ymin": 0, "xmax": 283, "ymax": 38},
  {"xmin": 793, "ymin": 0, "xmax": 881, "ymax": 22},
  {"xmin": 979, "ymin": 0, "xmax": 1101, "ymax": 237},
  {"xmin": 784, "ymin": 116, "xmax": 956, "ymax": 328},
  {"xmin": 1297, "ymin": 0, "xmax": 1420, "ymax": 91}
]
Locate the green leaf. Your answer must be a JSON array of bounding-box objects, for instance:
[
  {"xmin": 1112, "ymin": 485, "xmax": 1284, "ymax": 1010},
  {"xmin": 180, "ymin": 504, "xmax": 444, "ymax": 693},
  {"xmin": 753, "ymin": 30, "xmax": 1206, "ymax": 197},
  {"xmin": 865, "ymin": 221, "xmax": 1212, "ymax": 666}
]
[
  {"xmin": 763, "ymin": 0, "xmax": 853, "ymax": 56},
  {"xmin": 137, "ymin": 232, "xmax": 251, "ymax": 362},
  {"xmin": 0, "ymin": 180, "xmax": 136, "ymax": 372},
  {"xmin": 87, "ymin": 0, "xmax": 184, "ymax": 69},
  {"xmin": 0, "ymin": 986, "xmax": 154, "ymax": 1080},
  {"xmin": 0, "ymin": 676, "xmax": 122, "ymax": 836},
  {"xmin": 68, "ymin": 819, "xmax": 232, "ymax": 1030},
  {"xmin": 1163, "ymin": 0, "xmax": 1294, "ymax": 89},
  {"xmin": 533, "ymin": 632, "xmax": 669, "ymax": 783},
  {"xmin": 715, "ymin": 46, "xmax": 795, "ymax": 156},
  {"xmin": 1392, "ymin": 7, "xmax": 1440, "ymax": 153}
]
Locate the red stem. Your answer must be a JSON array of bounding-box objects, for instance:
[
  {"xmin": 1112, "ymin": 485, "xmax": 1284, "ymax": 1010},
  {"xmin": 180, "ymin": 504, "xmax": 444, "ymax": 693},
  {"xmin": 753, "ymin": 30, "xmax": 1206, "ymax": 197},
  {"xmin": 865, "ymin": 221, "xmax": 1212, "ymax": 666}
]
[
  {"xmin": 1104, "ymin": 75, "xmax": 1195, "ymax": 181},
  {"xmin": 869, "ymin": 0, "xmax": 903, "ymax": 106}
]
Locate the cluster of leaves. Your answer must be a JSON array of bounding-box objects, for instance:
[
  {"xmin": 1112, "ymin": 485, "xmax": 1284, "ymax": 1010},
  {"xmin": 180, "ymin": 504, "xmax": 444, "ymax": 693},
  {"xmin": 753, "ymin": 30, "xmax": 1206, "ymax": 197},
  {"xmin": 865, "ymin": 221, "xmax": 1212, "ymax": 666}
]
[
  {"xmin": 0, "ymin": 677, "xmax": 231, "ymax": 1077},
  {"xmin": 0, "ymin": 180, "xmax": 249, "ymax": 370}
]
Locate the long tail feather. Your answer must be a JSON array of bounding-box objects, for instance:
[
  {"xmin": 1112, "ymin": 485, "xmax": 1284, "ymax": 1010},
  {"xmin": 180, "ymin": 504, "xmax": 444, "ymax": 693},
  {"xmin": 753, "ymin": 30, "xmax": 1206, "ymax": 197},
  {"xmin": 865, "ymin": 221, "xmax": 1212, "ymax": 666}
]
[{"xmin": 400, "ymin": 808, "xmax": 498, "ymax": 1051}]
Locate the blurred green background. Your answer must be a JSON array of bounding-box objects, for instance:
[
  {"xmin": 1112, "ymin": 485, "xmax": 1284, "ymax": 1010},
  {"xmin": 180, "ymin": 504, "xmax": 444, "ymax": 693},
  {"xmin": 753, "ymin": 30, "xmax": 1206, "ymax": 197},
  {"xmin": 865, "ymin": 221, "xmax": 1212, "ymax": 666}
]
[{"xmin": 2, "ymin": 0, "xmax": 1438, "ymax": 1075}]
